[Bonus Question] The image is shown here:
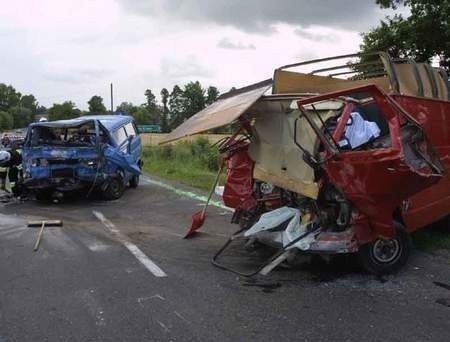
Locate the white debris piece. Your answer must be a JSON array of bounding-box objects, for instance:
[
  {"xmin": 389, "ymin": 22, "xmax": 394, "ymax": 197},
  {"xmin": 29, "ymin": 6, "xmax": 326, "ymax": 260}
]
[{"xmin": 340, "ymin": 112, "xmax": 381, "ymax": 149}]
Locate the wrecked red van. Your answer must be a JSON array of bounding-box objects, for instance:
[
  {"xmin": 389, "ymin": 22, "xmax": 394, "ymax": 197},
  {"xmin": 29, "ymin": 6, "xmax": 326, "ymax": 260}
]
[{"xmin": 163, "ymin": 52, "xmax": 449, "ymax": 275}]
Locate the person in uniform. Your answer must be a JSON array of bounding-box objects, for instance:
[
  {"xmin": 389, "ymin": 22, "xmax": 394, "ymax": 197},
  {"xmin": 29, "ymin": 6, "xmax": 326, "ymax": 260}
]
[{"xmin": 0, "ymin": 148, "xmax": 22, "ymax": 195}]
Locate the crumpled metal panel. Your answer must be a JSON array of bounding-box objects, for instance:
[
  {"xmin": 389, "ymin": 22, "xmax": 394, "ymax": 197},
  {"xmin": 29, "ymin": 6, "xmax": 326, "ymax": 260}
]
[
  {"xmin": 103, "ymin": 146, "xmax": 141, "ymax": 175},
  {"xmin": 160, "ymin": 79, "xmax": 272, "ymax": 144}
]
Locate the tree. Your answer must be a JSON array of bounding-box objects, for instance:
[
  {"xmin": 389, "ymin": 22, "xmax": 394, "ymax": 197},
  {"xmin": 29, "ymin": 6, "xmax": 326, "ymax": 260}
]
[
  {"xmin": 206, "ymin": 86, "xmax": 220, "ymax": 105},
  {"xmin": 48, "ymin": 101, "xmax": 81, "ymax": 121},
  {"xmin": 160, "ymin": 88, "xmax": 170, "ymax": 133},
  {"xmin": 87, "ymin": 95, "xmax": 107, "ymax": 114},
  {"xmin": 360, "ymin": 1, "xmax": 450, "ymax": 70},
  {"xmin": 144, "ymin": 89, "xmax": 157, "ymax": 111},
  {"xmin": 8, "ymin": 106, "xmax": 33, "ymax": 128},
  {"xmin": 0, "ymin": 111, "xmax": 14, "ymax": 131},
  {"xmin": 0, "ymin": 84, "xmax": 21, "ymax": 112},
  {"xmin": 168, "ymin": 85, "xmax": 185, "ymax": 130},
  {"xmin": 116, "ymin": 102, "xmax": 138, "ymax": 115},
  {"xmin": 182, "ymin": 81, "xmax": 205, "ymax": 119},
  {"xmin": 20, "ymin": 94, "xmax": 38, "ymax": 114}
]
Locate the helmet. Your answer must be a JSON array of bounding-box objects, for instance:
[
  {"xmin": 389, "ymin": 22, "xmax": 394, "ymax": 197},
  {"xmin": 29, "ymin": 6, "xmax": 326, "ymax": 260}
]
[
  {"xmin": 39, "ymin": 117, "xmax": 48, "ymax": 122},
  {"xmin": 0, "ymin": 150, "xmax": 11, "ymax": 164}
]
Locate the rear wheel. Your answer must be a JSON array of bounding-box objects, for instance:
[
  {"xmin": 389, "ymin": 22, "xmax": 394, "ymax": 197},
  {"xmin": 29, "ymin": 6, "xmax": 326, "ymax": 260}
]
[
  {"xmin": 358, "ymin": 222, "xmax": 411, "ymax": 275},
  {"xmin": 103, "ymin": 177, "xmax": 125, "ymax": 200}
]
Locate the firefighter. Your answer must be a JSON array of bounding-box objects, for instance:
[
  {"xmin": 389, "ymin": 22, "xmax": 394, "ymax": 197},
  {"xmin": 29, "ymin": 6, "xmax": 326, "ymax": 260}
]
[{"xmin": 0, "ymin": 148, "xmax": 22, "ymax": 195}]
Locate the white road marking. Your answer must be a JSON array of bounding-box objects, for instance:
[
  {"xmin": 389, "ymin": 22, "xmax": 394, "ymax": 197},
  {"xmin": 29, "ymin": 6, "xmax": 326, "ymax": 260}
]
[
  {"xmin": 92, "ymin": 210, "xmax": 167, "ymax": 277},
  {"xmin": 174, "ymin": 311, "xmax": 190, "ymax": 323},
  {"xmin": 156, "ymin": 320, "xmax": 170, "ymax": 333}
]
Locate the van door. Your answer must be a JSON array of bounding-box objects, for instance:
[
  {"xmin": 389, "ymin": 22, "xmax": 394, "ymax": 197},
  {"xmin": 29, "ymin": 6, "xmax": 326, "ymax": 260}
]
[{"xmin": 124, "ymin": 121, "xmax": 142, "ymax": 164}]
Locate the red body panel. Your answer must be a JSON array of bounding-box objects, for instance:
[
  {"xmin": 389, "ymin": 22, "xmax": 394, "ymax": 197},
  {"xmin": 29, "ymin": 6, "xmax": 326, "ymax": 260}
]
[
  {"xmin": 392, "ymin": 95, "xmax": 450, "ymax": 231},
  {"xmin": 222, "ymin": 145, "xmax": 257, "ymax": 210}
]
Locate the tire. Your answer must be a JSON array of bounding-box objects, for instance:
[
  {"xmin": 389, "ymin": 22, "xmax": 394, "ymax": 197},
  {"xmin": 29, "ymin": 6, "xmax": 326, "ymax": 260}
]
[
  {"xmin": 102, "ymin": 177, "xmax": 125, "ymax": 200},
  {"xmin": 358, "ymin": 222, "xmax": 412, "ymax": 275},
  {"xmin": 35, "ymin": 190, "xmax": 52, "ymax": 202},
  {"xmin": 129, "ymin": 174, "xmax": 139, "ymax": 188}
]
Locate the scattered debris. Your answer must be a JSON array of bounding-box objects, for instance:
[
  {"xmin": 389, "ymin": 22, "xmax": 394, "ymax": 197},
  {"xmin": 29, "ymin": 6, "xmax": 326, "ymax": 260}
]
[
  {"xmin": 434, "ymin": 281, "xmax": 450, "ymax": 291},
  {"xmin": 435, "ymin": 298, "xmax": 450, "ymax": 308}
]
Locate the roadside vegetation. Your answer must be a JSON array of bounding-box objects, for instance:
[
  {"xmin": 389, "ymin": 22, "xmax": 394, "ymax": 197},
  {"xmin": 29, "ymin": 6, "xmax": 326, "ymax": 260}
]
[
  {"xmin": 412, "ymin": 219, "xmax": 450, "ymax": 253},
  {"xmin": 142, "ymin": 137, "xmax": 224, "ymax": 191}
]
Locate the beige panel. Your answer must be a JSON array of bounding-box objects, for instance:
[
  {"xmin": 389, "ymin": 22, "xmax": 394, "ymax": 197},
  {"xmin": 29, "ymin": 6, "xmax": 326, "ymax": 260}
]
[
  {"xmin": 247, "ymin": 100, "xmax": 338, "ymax": 198},
  {"xmin": 434, "ymin": 69, "xmax": 449, "ymax": 100},
  {"xmin": 273, "ymin": 70, "xmax": 390, "ymax": 94},
  {"xmin": 161, "ymin": 81, "xmax": 272, "ymax": 144},
  {"xmin": 416, "ymin": 64, "xmax": 434, "ymax": 98},
  {"xmin": 395, "ymin": 63, "xmax": 420, "ymax": 97}
]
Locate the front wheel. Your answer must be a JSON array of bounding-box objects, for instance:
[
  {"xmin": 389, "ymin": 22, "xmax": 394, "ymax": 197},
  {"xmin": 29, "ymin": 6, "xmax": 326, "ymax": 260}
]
[
  {"xmin": 358, "ymin": 222, "xmax": 411, "ymax": 275},
  {"xmin": 102, "ymin": 177, "xmax": 125, "ymax": 200}
]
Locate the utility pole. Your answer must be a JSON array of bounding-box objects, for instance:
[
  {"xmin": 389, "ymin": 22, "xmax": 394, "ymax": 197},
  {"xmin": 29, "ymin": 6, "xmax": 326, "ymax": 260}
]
[{"xmin": 110, "ymin": 83, "xmax": 114, "ymax": 114}]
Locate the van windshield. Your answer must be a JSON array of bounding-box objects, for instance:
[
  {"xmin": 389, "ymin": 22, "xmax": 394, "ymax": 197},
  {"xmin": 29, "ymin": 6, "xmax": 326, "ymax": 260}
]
[{"xmin": 29, "ymin": 122, "xmax": 103, "ymax": 147}]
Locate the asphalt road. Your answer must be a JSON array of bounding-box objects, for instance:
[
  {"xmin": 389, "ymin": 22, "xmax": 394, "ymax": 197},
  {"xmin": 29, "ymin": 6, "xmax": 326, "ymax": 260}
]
[{"xmin": 0, "ymin": 174, "xmax": 449, "ymax": 342}]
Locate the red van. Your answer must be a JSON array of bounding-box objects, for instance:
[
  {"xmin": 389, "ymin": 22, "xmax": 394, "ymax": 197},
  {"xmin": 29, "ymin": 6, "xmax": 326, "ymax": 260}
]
[{"xmin": 164, "ymin": 53, "xmax": 449, "ymax": 275}]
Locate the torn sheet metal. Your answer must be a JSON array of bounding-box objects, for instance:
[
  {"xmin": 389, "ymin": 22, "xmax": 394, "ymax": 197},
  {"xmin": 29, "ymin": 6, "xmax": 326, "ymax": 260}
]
[{"xmin": 160, "ymin": 79, "xmax": 272, "ymax": 144}]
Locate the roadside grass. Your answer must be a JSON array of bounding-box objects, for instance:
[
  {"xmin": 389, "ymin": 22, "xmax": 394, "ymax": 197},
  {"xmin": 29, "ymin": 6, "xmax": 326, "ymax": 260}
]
[
  {"xmin": 412, "ymin": 218, "xmax": 450, "ymax": 253},
  {"xmin": 142, "ymin": 137, "xmax": 224, "ymax": 191},
  {"xmin": 142, "ymin": 138, "xmax": 449, "ymax": 253}
]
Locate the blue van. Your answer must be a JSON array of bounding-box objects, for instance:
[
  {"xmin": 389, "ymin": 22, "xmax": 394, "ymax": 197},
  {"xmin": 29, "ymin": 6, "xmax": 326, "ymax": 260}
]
[{"xmin": 22, "ymin": 115, "xmax": 142, "ymax": 201}]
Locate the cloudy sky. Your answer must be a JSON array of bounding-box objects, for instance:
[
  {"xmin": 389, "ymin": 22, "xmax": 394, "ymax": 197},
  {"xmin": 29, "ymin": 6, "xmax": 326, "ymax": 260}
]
[{"xmin": 0, "ymin": 0, "xmax": 400, "ymax": 110}]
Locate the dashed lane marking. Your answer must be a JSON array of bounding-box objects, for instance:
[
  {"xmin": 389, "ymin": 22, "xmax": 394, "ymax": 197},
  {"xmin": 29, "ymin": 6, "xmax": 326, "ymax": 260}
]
[{"xmin": 92, "ymin": 210, "xmax": 167, "ymax": 277}]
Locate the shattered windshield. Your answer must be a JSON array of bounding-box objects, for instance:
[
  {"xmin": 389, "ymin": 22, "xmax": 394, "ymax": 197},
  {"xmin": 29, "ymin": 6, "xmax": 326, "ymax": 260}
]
[{"xmin": 29, "ymin": 122, "xmax": 101, "ymax": 147}]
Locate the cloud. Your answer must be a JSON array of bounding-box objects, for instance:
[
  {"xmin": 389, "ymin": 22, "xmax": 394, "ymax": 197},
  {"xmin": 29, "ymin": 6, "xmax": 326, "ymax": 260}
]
[
  {"xmin": 294, "ymin": 28, "xmax": 338, "ymax": 42},
  {"xmin": 43, "ymin": 67, "xmax": 112, "ymax": 84},
  {"xmin": 118, "ymin": 0, "xmax": 382, "ymax": 33},
  {"xmin": 217, "ymin": 38, "xmax": 255, "ymax": 50},
  {"xmin": 160, "ymin": 56, "xmax": 214, "ymax": 79}
]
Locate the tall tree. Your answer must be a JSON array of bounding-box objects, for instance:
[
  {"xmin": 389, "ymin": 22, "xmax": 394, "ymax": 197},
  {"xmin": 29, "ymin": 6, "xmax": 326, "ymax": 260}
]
[
  {"xmin": 206, "ymin": 86, "xmax": 220, "ymax": 105},
  {"xmin": 168, "ymin": 85, "xmax": 185, "ymax": 130},
  {"xmin": 87, "ymin": 95, "xmax": 107, "ymax": 114},
  {"xmin": 144, "ymin": 89, "xmax": 157, "ymax": 111},
  {"xmin": 182, "ymin": 81, "xmax": 205, "ymax": 119},
  {"xmin": 160, "ymin": 88, "xmax": 170, "ymax": 133},
  {"xmin": 361, "ymin": 1, "xmax": 450, "ymax": 70}
]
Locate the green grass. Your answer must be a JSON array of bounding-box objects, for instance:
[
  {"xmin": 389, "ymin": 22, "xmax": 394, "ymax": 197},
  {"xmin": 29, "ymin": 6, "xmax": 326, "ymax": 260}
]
[
  {"xmin": 142, "ymin": 138, "xmax": 224, "ymax": 191},
  {"xmin": 412, "ymin": 220, "xmax": 450, "ymax": 252}
]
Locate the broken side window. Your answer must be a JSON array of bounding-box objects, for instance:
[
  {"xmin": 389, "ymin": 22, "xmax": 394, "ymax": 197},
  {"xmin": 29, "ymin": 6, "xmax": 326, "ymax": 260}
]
[{"xmin": 112, "ymin": 127, "xmax": 128, "ymax": 146}]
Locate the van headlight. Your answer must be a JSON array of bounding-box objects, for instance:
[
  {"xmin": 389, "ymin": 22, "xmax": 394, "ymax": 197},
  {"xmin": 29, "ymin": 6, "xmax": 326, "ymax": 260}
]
[{"xmin": 83, "ymin": 159, "xmax": 97, "ymax": 167}]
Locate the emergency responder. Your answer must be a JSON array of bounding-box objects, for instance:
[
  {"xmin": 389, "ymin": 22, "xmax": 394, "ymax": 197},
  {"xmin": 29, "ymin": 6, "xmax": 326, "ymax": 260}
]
[{"xmin": 0, "ymin": 148, "xmax": 22, "ymax": 195}]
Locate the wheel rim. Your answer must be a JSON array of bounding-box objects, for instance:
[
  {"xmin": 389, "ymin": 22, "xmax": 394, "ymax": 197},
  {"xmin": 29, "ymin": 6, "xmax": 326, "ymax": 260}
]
[
  {"xmin": 372, "ymin": 238, "xmax": 401, "ymax": 264},
  {"xmin": 109, "ymin": 179, "xmax": 121, "ymax": 196}
]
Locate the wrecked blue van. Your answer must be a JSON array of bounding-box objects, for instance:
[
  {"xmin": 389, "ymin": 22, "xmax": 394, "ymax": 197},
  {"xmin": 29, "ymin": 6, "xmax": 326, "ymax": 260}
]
[{"xmin": 22, "ymin": 115, "xmax": 142, "ymax": 201}]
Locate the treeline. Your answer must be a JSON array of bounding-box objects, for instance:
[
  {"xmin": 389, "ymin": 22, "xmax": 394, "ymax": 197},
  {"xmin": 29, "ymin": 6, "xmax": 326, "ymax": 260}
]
[
  {"xmin": 116, "ymin": 81, "xmax": 220, "ymax": 133},
  {"xmin": 0, "ymin": 81, "xmax": 221, "ymax": 133},
  {"xmin": 0, "ymin": 84, "xmax": 44, "ymax": 131}
]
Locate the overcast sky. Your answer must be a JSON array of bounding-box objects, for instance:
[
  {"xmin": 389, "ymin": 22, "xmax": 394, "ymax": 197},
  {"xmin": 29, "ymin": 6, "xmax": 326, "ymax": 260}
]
[{"xmin": 0, "ymin": 0, "xmax": 400, "ymax": 110}]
